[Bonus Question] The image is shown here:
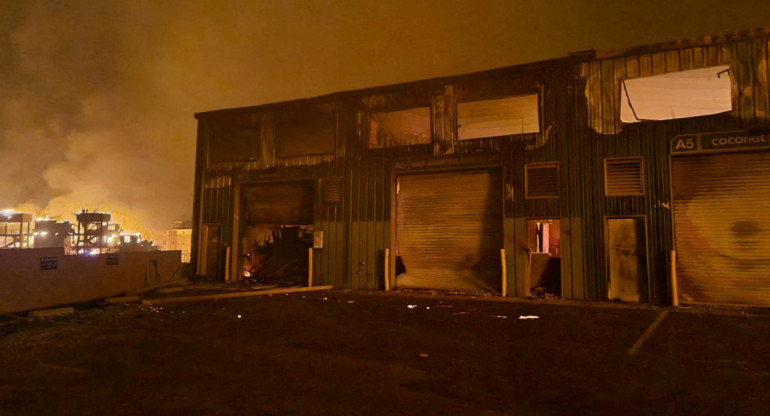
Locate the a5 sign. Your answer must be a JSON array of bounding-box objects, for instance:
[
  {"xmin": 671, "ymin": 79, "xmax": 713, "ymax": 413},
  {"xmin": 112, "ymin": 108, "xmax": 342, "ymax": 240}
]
[{"xmin": 671, "ymin": 131, "xmax": 770, "ymax": 154}]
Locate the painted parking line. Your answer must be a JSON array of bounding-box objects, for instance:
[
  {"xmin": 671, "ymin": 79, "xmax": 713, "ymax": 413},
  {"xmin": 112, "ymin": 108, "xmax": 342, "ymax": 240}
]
[{"xmin": 627, "ymin": 310, "xmax": 669, "ymax": 356}]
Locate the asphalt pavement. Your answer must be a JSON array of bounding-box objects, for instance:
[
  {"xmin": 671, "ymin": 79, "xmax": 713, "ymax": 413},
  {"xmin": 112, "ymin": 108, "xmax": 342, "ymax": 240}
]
[{"xmin": 1, "ymin": 290, "xmax": 768, "ymax": 415}]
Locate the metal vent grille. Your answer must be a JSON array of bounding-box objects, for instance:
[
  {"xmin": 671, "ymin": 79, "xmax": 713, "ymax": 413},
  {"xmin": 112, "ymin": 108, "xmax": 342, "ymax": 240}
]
[
  {"xmin": 320, "ymin": 177, "xmax": 343, "ymax": 206},
  {"xmin": 605, "ymin": 157, "xmax": 644, "ymax": 196},
  {"xmin": 525, "ymin": 162, "xmax": 559, "ymax": 198}
]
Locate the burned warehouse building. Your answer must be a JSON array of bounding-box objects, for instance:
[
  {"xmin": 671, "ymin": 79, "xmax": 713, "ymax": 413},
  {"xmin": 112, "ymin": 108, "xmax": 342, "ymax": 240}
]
[{"xmin": 192, "ymin": 28, "xmax": 770, "ymax": 307}]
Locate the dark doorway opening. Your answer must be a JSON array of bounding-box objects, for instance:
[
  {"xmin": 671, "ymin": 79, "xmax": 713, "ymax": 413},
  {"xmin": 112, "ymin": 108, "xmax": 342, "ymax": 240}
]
[
  {"xmin": 202, "ymin": 224, "xmax": 222, "ymax": 281},
  {"xmin": 240, "ymin": 181, "xmax": 314, "ymax": 286},
  {"xmin": 526, "ymin": 219, "xmax": 561, "ymax": 298}
]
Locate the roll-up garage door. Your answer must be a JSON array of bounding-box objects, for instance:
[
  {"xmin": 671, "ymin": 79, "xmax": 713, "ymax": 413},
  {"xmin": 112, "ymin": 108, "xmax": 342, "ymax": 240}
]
[
  {"xmin": 242, "ymin": 181, "xmax": 314, "ymax": 225},
  {"xmin": 671, "ymin": 151, "xmax": 770, "ymax": 306},
  {"xmin": 396, "ymin": 171, "xmax": 502, "ymax": 291}
]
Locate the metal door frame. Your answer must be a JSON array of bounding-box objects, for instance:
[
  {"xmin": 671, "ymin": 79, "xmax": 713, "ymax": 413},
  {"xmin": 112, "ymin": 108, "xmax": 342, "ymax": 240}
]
[
  {"xmin": 200, "ymin": 223, "xmax": 223, "ymax": 281},
  {"xmin": 603, "ymin": 215, "xmax": 651, "ymax": 302},
  {"xmin": 235, "ymin": 179, "xmax": 316, "ymax": 284},
  {"xmin": 523, "ymin": 217, "xmax": 564, "ymax": 298}
]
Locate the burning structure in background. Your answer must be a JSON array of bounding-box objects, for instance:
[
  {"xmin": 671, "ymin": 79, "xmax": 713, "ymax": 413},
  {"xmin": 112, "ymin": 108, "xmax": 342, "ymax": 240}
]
[
  {"xmin": 0, "ymin": 211, "xmax": 33, "ymax": 249},
  {"xmin": 0, "ymin": 209, "xmax": 166, "ymax": 256},
  {"xmin": 33, "ymin": 217, "xmax": 73, "ymax": 250},
  {"xmin": 74, "ymin": 210, "xmax": 111, "ymax": 254}
]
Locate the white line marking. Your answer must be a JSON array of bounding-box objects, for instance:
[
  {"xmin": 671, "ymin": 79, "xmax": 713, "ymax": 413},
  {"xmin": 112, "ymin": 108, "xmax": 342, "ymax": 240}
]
[{"xmin": 627, "ymin": 310, "xmax": 669, "ymax": 356}]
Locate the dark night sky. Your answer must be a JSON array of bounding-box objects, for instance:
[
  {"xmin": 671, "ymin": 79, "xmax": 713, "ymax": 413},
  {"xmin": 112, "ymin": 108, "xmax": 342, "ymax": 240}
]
[{"xmin": 1, "ymin": 0, "xmax": 769, "ymax": 232}]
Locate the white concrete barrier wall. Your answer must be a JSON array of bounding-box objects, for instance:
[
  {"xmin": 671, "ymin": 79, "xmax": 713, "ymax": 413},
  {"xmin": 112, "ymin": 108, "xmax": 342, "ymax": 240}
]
[{"xmin": 0, "ymin": 248, "xmax": 181, "ymax": 314}]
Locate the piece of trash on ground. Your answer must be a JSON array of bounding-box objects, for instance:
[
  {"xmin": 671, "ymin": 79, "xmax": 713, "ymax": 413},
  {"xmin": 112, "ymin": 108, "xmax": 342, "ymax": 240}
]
[
  {"xmin": 518, "ymin": 315, "xmax": 540, "ymax": 320},
  {"xmin": 492, "ymin": 315, "xmax": 508, "ymax": 319},
  {"xmin": 407, "ymin": 304, "xmax": 418, "ymax": 309},
  {"xmin": 453, "ymin": 311, "xmax": 470, "ymax": 315},
  {"xmin": 419, "ymin": 353, "xmax": 429, "ymax": 358},
  {"xmin": 347, "ymin": 300, "xmax": 355, "ymax": 304}
]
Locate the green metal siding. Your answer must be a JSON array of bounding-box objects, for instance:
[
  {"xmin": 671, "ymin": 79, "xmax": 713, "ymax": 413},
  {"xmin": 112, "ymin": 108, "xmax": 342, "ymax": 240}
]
[{"xmin": 192, "ymin": 31, "xmax": 770, "ymax": 305}]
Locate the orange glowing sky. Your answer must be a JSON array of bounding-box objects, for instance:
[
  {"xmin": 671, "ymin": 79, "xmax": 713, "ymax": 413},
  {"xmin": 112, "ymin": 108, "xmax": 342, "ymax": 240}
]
[{"xmin": 1, "ymin": 0, "xmax": 768, "ymax": 231}]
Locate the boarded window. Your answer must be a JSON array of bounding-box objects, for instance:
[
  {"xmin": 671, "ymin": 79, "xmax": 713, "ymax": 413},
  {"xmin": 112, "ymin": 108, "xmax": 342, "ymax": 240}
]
[
  {"xmin": 210, "ymin": 128, "xmax": 260, "ymax": 163},
  {"xmin": 621, "ymin": 65, "xmax": 732, "ymax": 123},
  {"xmin": 525, "ymin": 162, "xmax": 559, "ymax": 198},
  {"xmin": 605, "ymin": 157, "xmax": 644, "ymax": 196},
  {"xmin": 319, "ymin": 177, "xmax": 343, "ymax": 207},
  {"xmin": 457, "ymin": 94, "xmax": 540, "ymax": 140},
  {"xmin": 369, "ymin": 107, "xmax": 431, "ymax": 148},
  {"xmin": 276, "ymin": 116, "xmax": 336, "ymax": 158}
]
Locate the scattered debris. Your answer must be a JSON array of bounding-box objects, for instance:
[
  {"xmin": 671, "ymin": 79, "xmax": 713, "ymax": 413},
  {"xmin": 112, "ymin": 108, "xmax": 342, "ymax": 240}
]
[
  {"xmin": 518, "ymin": 315, "xmax": 540, "ymax": 320},
  {"xmin": 242, "ymin": 224, "xmax": 313, "ymax": 286},
  {"xmin": 142, "ymin": 285, "xmax": 334, "ymax": 305},
  {"xmin": 453, "ymin": 311, "xmax": 470, "ymax": 316},
  {"xmin": 29, "ymin": 307, "xmax": 75, "ymax": 318},
  {"xmin": 104, "ymin": 295, "xmax": 141, "ymax": 304},
  {"xmin": 124, "ymin": 279, "xmax": 189, "ymax": 296},
  {"xmin": 529, "ymin": 286, "xmax": 560, "ymax": 300},
  {"xmin": 157, "ymin": 287, "xmax": 185, "ymax": 294},
  {"xmin": 347, "ymin": 300, "xmax": 355, "ymax": 304},
  {"xmin": 252, "ymin": 285, "xmax": 279, "ymax": 291},
  {"xmin": 492, "ymin": 315, "xmax": 508, "ymax": 319},
  {"xmin": 407, "ymin": 304, "xmax": 418, "ymax": 309},
  {"xmin": 418, "ymin": 353, "xmax": 429, "ymax": 358},
  {"xmin": 237, "ymin": 315, "xmax": 242, "ymax": 319}
]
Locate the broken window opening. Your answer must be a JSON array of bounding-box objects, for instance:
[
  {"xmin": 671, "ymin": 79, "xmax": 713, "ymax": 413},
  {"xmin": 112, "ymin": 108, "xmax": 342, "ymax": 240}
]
[
  {"xmin": 368, "ymin": 106, "xmax": 431, "ymax": 148},
  {"xmin": 210, "ymin": 127, "xmax": 261, "ymax": 163},
  {"xmin": 620, "ymin": 65, "xmax": 732, "ymax": 123},
  {"xmin": 276, "ymin": 116, "xmax": 336, "ymax": 157},
  {"xmin": 526, "ymin": 219, "xmax": 561, "ymax": 299},
  {"xmin": 457, "ymin": 94, "xmax": 540, "ymax": 140}
]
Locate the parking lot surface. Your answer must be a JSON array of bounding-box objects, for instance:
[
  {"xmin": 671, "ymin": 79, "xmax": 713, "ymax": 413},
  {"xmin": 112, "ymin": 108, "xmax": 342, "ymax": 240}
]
[{"xmin": 1, "ymin": 290, "xmax": 768, "ymax": 415}]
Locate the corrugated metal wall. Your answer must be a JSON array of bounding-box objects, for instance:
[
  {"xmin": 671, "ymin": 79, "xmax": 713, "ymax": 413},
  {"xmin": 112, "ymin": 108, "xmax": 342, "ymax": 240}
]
[
  {"xmin": 574, "ymin": 34, "xmax": 769, "ymax": 303},
  {"xmin": 192, "ymin": 31, "xmax": 770, "ymax": 304}
]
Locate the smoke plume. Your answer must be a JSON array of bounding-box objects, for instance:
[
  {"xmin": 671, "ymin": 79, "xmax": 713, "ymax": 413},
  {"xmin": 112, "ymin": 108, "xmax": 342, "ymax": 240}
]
[{"xmin": 1, "ymin": 0, "xmax": 768, "ymax": 233}]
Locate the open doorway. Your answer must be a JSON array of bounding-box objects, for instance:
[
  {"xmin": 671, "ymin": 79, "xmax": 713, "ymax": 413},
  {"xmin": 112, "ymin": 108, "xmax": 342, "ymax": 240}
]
[
  {"xmin": 201, "ymin": 224, "xmax": 222, "ymax": 281},
  {"xmin": 526, "ymin": 219, "xmax": 561, "ymax": 298},
  {"xmin": 240, "ymin": 181, "xmax": 314, "ymax": 286}
]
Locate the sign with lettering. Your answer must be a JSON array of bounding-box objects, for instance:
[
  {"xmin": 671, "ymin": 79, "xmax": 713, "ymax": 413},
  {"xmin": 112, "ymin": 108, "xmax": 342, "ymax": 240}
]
[
  {"xmin": 394, "ymin": 153, "xmax": 500, "ymax": 172},
  {"xmin": 671, "ymin": 132, "xmax": 770, "ymax": 154},
  {"xmin": 106, "ymin": 253, "xmax": 119, "ymax": 266},
  {"xmin": 40, "ymin": 257, "xmax": 58, "ymax": 271}
]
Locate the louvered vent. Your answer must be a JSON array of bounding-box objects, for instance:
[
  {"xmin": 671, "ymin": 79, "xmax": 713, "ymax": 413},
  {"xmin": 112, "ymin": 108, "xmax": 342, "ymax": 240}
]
[
  {"xmin": 525, "ymin": 162, "xmax": 559, "ymax": 198},
  {"xmin": 320, "ymin": 177, "xmax": 343, "ymax": 206},
  {"xmin": 605, "ymin": 157, "xmax": 644, "ymax": 196}
]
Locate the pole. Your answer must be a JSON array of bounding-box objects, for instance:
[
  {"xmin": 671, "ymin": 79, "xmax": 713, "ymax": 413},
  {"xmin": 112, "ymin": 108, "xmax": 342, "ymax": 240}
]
[
  {"xmin": 224, "ymin": 246, "xmax": 231, "ymax": 283},
  {"xmin": 500, "ymin": 249, "xmax": 507, "ymax": 297},
  {"xmin": 308, "ymin": 247, "xmax": 313, "ymax": 287},
  {"xmin": 384, "ymin": 248, "xmax": 390, "ymax": 291},
  {"xmin": 670, "ymin": 250, "xmax": 678, "ymax": 306}
]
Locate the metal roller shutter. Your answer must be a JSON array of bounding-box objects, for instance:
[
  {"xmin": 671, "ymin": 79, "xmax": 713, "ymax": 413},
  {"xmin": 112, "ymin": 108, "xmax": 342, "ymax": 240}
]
[
  {"xmin": 242, "ymin": 181, "xmax": 314, "ymax": 225},
  {"xmin": 396, "ymin": 171, "xmax": 502, "ymax": 291},
  {"xmin": 672, "ymin": 151, "xmax": 770, "ymax": 306}
]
